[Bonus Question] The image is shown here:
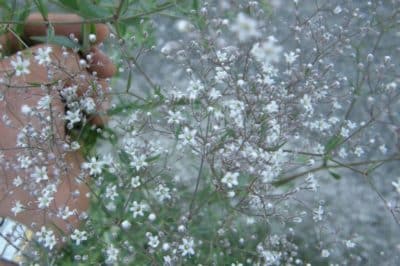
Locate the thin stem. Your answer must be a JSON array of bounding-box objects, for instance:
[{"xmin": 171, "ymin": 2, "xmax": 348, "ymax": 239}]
[
  {"xmin": 188, "ymin": 115, "xmax": 211, "ymax": 220},
  {"xmin": 273, "ymin": 156, "xmax": 400, "ymax": 186}
]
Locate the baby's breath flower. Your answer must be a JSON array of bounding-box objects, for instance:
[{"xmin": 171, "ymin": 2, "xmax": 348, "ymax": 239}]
[
  {"xmin": 284, "ymin": 51, "xmax": 298, "ymax": 64},
  {"xmin": 37, "ymin": 193, "xmax": 54, "ymax": 209},
  {"xmin": 221, "ymin": 172, "xmax": 239, "ymax": 188},
  {"xmin": 131, "ymin": 176, "xmax": 141, "ymax": 188},
  {"xmin": 230, "ymin": 12, "xmax": 261, "ymax": 42},
  {"xmin": 13, "ymin": 176, "xmax": 23, "ymax": 187},
  {"xmin": 36, "ymin": 226, "xmax": 57, "ymax": 250},
  {"xmin": 80, "ymin": 97, "xmax": 96, "ymax": 114},
  {"xmin": 11, "ymin": 201, "xmax": 24, "ymax": 216},
  {"xmin": 155, "ymin": 184, "xmax": 171, "ymax": 202},
  {"xmin": 71, "ymin": 229, "xmax": 88, "ymax": 245},
  {"xmin": 65, "ymin": 109, "xmax": 81, "ymax": 129},
  {"xmin": 130, "ymin": 154, "xmax": 148, "ymax": 171},
  {"xmin": 31, "ymin": 166, "xmax": 49, "ymax": 183},
  {"xmin": 37, "ymin": 95, "xmax": 51, "ymax": 110},
  {"xmin": 105, "ymin": 244, "xmax": 120, "ymax": 264},
  {"xmin": 146, "ymin": 232, "xmax": 160, "ymax": 248},
  {"xmin": 178, "ymin": 127, "xmax": 197, "ymax": 147},
  {"xmin": 34, "ymin": 46, "xmax": 52, "ymax": 65},
  {"xmin": 82, "ymin": 157, "xmax": 105, "ymax": 176},
  {"xmin": 88, "ymin": 33, "xmax": 97, "ymax": 43},
  {"xmin": 130, "ymin": 201, "xmax": 148, "ymax": 218},
  {"xmin": 251, "ymin": 36, "xmax": 283, "ymax": 64},
  {"xmin": 11, "ymin": 55, "xmax": 30, "ymax": 76},
  {"xmin": 392, "ymin": 178, "xmax": 400, "ymax": 194},
  {"xmin": 179, "ymin": 237, "xmax": 195, "ymax": 257}
]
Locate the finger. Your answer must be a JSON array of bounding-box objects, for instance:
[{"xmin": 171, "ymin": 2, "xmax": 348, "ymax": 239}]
[
  {"xmin": 0, "ymin": 13, "xmax": 110, "ymax": 54},
  {"xmin": 25, "ymin": 13, "xmax": 109, "ymax": 44},
  {"xmin": 86, "ymin": 46, "xmax": 116, "ymax": 78}
]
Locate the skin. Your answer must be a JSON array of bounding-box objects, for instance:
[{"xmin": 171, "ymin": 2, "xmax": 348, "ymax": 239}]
[{"xmin": 0, "ymin": 13, "xmax": 115, "ymax": 247}]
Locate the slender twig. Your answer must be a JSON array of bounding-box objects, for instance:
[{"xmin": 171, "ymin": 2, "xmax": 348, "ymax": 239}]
[{"xmin": 188, "ymin": 115, "xmax": 211, "ymax": 220}]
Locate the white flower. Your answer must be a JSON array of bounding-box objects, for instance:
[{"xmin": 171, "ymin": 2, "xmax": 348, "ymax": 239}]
[
  {"xmin": 18, "ymin": 155, "xmax": 32, "ymax": 169},
  {"xmin": 340, "ymin": 127, "xmax": 350, "ymax": 138},
  {"xmin": 265, "ymin": 101, "xmax": 279, "ymax": 113},
  {"xmin": 338, "ymin": 147, "xmax": 348, "ymax": 158},
  {"xmin": 130, "ymin": 154, "xmax": 148, "ymax": 171},
  {"xmin": 121, "ymin": 220, "xmax": 131, "ymax": 230},
  {"xmin": 13, "ymin": 176, "xmax": 23, "ymax": 187},
  {"xmin": 21, "ymin": 104, "xmax": 32, "ymax": 115},
  {"xmin": 146, "ymin": 232, "xmax": 160, "ymax": 248},
  {"xmin": 187, "ymin": 80, "xmax": 204, "ymax": 100},
  {"xmin": 60, "ymin": 85, "xmax": 78, "ymax": 102},
  {"xmin": 179, "ymin": 237, "xmax": 195, "ymax": 257},
  {"xmin": 11, "ymin": 56, "xmax": 30, "ymax": 76},
  {"xmin": 379, "ymin": 144, "xmax": 387, "ymax": 154},
  {"xmin": 34, "ymin": 46, "xmax": 52, "ymax": 65},
  {"xmin": 321, "ymin": 249, "xmax": 330, "ymax": 257},
  {"xmin": 31, "ymin": 166, "xmax": 49, "ymax": 183},
  {"xmin": 37, "ymin": 193, "xmax": 54, "ymax": 209},
  {"xmin": 80, "ymin": 97, "xmax": 96, "ymax": 114},
  {"xmin": 65, "ymin": 109, "xmax": 81, "ymax": 129},
  {"xmin": 36, "ymin": 226, "xmax": 57, "ymax": 250},
  {"xmin": 58, "ymin": 206, "xmax": 76, "ymax": 220},
  {"xmin": 178, "ymin": 127, "xmax": 197, "ymax": 147},
  {"xmin": 105, "ymin": 184, "xmax": 118, "ymax": 200},
  {"xmin": 155, "ymin": 184, "xmax": 171, "ymax": 202},
  {"xmin": 221, "ymin": 172, "xmax": 239, "ymax": 188},
  {"xmin": 313, "ymin": 205, "xmax": 324, "ymax": 222},
  {"xmin": 131, "ymin": 176, "xmax": 141, "ymax": 188},
  {"xmin": 83, "ymin": 157, "xmax": 105, "ymax": 176},
  {"xmin": 208, "ymin": 87, "xmax": 221, "ymax": 100},
  {"xmin": 71, "ymin": 229, "xmax": 88, "ymax": 245},
  {"xmin": 70, "ymin": 141, "xmax": 80, "ymax": 150},
  {"xmin": 11, "ymin": 201, "xmax": 24, "ymax": 216},
  {"xmin": 215, "ymin": 66, "xmax": 229, "ymax": 83},
  {"xmin": 105, "ymin": 244, "xmax": 119, "ymax": 264},
  {"xmin": 130, "ymin": 201, "xmax": 148, "ymax": 218},
  {"xmin": 392, "ymin": 178, "xmax": 400, "ymax": 194},
  {"xmin": 333, "ymin": 5, "xmax": 342, "ymax": 14},
  {"xmin": 251, "ymin": 36, "xmax": 283, "ymax": 64},
  {"xmin": 37, "ymin": 95, "xmax": 52, "ymax": 110},
  {"xmin": 354, "ymin": 146, "xmax": 364, "ymax": 157},
  {"xmin": 284, "ymin": 51, "xmax": 298, "ymax": 64},
  {"xmin": 88, "ymin": 34, "xmax": 97, "ymax": 43},
  {"xmin": 230, "ymin": 12, "xmax": 261, "ymax": 42},
  {"xmin": 167, "ymin": 110, "xmax": 184, "ymax": 124},
  {"xmin": 175, "ymin": 20, "xmax": 193, "ymax": 32},
  {"xmin": 345, "ymin": 240, "xmax": 356, "ymax": 248},
  {"xmin": 300, "ymin": 94, "xmax": 313, "ymax": 115}
]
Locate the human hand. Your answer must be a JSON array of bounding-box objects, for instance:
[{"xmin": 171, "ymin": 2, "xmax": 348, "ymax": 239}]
[{"xmin": 0, "ymin": 13, "xmax": 115, "ymax": 234}]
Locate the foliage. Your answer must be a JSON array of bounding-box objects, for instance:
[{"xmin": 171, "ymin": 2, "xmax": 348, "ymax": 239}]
[{"xmin": 0, "ymin": 0, "xmax": 400, "ymax": 265}]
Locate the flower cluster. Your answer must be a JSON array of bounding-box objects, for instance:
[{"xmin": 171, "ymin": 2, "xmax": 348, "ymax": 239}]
[{"xmin": 1, "ymin": 0, "xmax": 400, "ymax": 265}]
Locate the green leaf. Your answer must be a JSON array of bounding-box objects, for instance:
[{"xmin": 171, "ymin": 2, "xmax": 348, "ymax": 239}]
[
  {"xmin": 120, "ymin": 16, "xmax": 141, "ymax": 26},
  {"xmin": 117, "ymin": 0, "xmax": 130, "ymax": 17},
  {"xmin": 115, "ymin": 21, "xmax": 128, "ymax": 37},
  {"xmin": 58, "ymin": 0, "xmax": 79, "ymax": 11},
  {"xmin": 33, "ymin": 0, "xmax": 48, "ymax": 20},
  {"xmin": 47, "ymin": 24, "xmax": 55, "ymax": 39},
  {"xmin": 192, "ymin": 0, "xmax": 199, "ymax": 10},
  {"xmin": 78, "ymin": 0, "xmax": 109, "ymax": 18},
  {"xmin": 0, "ymin": 0, "xmax": 11, "ymax": 11},
  {"xmin": 30, "ymin": 35, "xmax": 82, "ymax": 50},
  {"xmin": 324, "ymin": 135, "xmax": 343, "ymax": 154},
  {"xmin": 329, "ymin": 171, "xmax": 342, "ymax": 180},
  {"xmin": 15, "ymin": 4, "xmax": 31, "ymax": 39}
]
